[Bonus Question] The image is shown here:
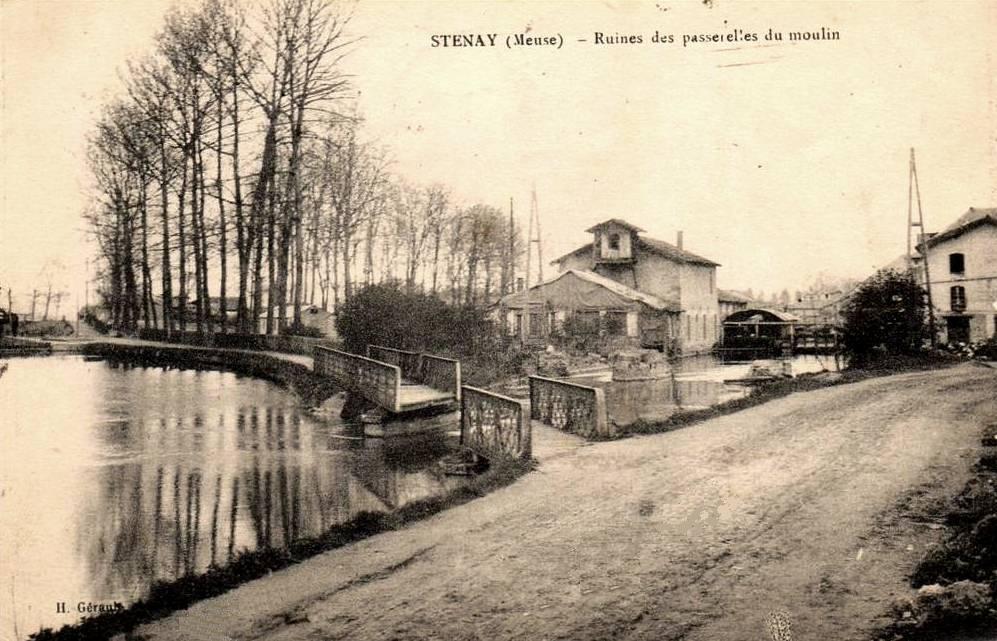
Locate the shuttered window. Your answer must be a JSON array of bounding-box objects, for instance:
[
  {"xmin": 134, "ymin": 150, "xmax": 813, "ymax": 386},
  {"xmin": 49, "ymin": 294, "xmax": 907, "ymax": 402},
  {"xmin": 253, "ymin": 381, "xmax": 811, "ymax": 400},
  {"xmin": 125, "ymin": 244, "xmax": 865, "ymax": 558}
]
[{"xmin": 950, "ymin": 286, "xmax": 967, "ymax": 312}]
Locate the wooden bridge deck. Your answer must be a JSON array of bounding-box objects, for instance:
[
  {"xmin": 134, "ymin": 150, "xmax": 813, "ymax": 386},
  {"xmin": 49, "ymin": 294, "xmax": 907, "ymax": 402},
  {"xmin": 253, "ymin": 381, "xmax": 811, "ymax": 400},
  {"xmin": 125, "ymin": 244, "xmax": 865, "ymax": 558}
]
[
  {"xmin": 397, "ymin": 380, "xmax": 456, "ymax": 411},
  {"xmin": 313, "ymin": 347, "xmax": 460, "ymax": 415}
]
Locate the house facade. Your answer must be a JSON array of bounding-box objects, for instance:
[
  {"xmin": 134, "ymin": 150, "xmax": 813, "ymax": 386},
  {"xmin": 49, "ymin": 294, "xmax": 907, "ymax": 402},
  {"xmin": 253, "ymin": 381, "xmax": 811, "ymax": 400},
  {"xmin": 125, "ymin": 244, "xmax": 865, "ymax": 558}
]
[
  {"xmin": 498, "ymin": 218, "xmax": 723, "ymax": 354},
  {"xmin": 915, "ymin": 207, "xmax": 997, "ymax": 343}
]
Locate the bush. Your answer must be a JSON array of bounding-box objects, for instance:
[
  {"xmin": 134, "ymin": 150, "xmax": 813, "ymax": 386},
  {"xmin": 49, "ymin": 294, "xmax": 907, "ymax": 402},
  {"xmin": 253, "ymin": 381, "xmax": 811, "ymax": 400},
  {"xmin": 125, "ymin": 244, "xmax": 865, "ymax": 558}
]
[
  {"xmin": 281, "ymin": 322, "xmax": 324, "ymax": 338},
  {"xmin": 842, "ymin": 269, "xmax": 933, "ymax": 367},
  {"xmin": 20, "ymin": 319, "xmax": 74, "ymax": 337},
  {"xmin": 81, "ymin": 308, "xmax": 111, "ymax": 334},
  {"xmin": 336, "ymin": 284, "xmax": 488, "ymax": 353},
  {"xmin": 334, "ymin": 283, "xmax": 523, "ymax": 386}
]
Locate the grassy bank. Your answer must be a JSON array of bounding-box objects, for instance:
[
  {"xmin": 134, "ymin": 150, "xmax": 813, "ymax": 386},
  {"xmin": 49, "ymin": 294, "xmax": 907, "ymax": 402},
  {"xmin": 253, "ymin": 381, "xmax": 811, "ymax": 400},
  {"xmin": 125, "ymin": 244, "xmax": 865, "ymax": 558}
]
[
  {"xmin": 879, "ymin": 450, "xmax": 997, "ymax": 640},
  {"xmin": 616, "ymin": 353, "xmax": 963, "ymax": 439},
  {"xmin": 30, "ymin": 455, "xmax": 533, "ymax": 641}
]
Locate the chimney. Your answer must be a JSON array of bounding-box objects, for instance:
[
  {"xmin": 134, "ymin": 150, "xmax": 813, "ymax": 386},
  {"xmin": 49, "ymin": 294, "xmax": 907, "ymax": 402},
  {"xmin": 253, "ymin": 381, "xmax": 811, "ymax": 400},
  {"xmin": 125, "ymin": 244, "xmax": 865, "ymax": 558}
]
[
  {"xmin": 676, "ymin": 231, "xmax": 684, "ymax": 250},
  {"xmin": 516, "ymin": 277, "xmax": 525, "ymax": 292}
]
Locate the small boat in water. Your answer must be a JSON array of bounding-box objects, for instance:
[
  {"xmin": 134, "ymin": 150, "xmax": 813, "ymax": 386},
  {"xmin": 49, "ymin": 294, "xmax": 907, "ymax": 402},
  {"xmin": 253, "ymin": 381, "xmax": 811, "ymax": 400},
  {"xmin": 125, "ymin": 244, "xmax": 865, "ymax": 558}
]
[{"xmin": 724, "ymin": 359, "xmax": 793, "ymax": 385}]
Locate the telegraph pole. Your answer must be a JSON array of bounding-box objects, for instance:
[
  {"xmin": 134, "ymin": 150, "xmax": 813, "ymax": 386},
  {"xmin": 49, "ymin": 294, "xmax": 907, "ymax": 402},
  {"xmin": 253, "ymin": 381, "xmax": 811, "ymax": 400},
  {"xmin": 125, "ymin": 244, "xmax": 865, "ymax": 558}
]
[
  {"xmin": 908, "ymin": 148, "xmax": 937, "ymax": 347},
  {"xmin": 522, "ymin": 185, "xmax": 545, "ymax": 343}
]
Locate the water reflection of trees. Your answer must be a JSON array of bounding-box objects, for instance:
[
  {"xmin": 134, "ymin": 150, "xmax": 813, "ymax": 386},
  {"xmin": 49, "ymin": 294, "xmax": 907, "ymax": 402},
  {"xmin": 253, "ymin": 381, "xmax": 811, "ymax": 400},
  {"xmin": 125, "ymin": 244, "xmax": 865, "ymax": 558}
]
[{"xmin": 79, "ymin": 402, "xmax": 455, "ymax": 604}]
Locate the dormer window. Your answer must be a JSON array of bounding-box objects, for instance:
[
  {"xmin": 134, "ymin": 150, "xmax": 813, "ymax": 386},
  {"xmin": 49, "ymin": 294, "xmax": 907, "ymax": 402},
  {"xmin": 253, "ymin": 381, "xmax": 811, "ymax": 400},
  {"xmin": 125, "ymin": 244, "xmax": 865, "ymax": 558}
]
[
  {"xmin": 949, "ymin": 253, "xmax": 965, "ymax": 274},
  {"xmin": 608, "ymin": 233, "xmax": 621, "ymax": 251}
]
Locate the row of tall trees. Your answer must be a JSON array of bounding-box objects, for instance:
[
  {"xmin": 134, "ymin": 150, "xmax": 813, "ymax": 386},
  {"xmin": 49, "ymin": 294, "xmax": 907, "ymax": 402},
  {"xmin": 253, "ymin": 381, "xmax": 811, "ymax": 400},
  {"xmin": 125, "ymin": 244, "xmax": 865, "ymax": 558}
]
[{"xmin": 85, "ymin": 0, "xmax": 522, "ymax": 335}]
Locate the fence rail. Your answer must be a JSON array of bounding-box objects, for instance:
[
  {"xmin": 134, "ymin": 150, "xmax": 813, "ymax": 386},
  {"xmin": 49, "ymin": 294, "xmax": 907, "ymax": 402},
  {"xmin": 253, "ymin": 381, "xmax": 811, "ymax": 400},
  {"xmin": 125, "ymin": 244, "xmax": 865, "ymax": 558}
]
[
  {"xmin": 314, "ymin": 347, "xmax": 401, "ymax": 412},
  {"xmin": 368, "ymin": 345, "xmax": 423, "ymax": 380},
  {"xmin": 461, "ymin": 386, "xmax": 531, "ymax": 460},
  {"xmin": 528, "ymin": 375, "xmax": 611, "ymax": 438}
]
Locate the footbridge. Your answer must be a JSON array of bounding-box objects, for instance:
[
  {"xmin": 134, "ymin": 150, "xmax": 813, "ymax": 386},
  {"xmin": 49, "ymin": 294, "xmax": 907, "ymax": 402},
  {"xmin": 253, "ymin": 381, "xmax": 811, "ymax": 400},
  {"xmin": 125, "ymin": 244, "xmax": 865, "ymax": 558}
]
[{"xmin": 313, "ymin": 345, "xmax": 460, "ymax": 414}]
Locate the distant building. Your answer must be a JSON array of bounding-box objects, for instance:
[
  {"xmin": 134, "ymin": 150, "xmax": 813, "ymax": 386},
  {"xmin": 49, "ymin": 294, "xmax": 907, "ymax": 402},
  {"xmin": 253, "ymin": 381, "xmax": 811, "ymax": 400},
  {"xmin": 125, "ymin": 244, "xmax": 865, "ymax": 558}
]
[
  {"xmin": 786, "ymin": 290, "xmax": 846, "ymax": 326},
  {"xmin": 497, "ymin": 218, "xmax": 723, "ymax": 354},
  {"xmin": 913, "ymin": 207, "xmax": 997, "ymax": 343},
  {"xmin": 718, "ymin": 289, "xmax": 751, "ymax": 320},
  {"xmin": 257, "ymin": 305, "xmax": 336, "ymax": 337}
]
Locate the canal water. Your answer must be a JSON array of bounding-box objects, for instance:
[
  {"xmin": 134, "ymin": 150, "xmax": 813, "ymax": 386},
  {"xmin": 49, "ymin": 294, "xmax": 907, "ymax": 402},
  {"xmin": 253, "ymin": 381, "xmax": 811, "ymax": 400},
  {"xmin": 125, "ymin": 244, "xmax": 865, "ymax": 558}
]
[
  {"xmin": 572, "ymin": 354, "xmax": 840, "ymax": 426},
  {"xmin": 0, "ymin": 355, "xmax": 462, "ymax": 638}
]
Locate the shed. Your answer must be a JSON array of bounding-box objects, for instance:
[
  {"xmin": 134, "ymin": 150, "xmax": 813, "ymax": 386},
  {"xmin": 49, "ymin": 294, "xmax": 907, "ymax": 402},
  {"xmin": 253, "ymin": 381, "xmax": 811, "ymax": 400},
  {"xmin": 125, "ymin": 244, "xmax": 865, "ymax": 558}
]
[{"xmin": 496, "ymin": 269, "xmax": 680, "ymax": 345}]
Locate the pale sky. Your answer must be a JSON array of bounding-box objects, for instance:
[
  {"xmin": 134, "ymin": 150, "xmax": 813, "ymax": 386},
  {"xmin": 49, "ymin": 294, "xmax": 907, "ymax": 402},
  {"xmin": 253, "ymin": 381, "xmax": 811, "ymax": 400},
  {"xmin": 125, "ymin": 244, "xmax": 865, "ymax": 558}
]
[{"xmin": 1, "ymin": 0, "xmax": 995, "ymax": 310}]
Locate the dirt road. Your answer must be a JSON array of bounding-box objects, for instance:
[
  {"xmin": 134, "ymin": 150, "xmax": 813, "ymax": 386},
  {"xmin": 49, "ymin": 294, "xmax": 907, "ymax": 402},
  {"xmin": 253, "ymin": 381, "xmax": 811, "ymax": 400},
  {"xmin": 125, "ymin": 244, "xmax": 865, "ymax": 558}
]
[{"xmin": 133, "ymin": 364, "xmax": 997, "ymax": 641}]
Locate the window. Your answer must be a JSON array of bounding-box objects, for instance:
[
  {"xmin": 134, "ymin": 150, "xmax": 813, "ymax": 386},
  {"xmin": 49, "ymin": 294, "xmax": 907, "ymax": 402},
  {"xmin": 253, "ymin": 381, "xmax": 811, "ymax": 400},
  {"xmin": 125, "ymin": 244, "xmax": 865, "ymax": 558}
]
[
  {"xmin": 608, "ymin": 233, "xmax": 621, "ymax": 251},
  {"xmin": 574, "ymin": 311, "xmax": 600, "ymax": 335},
  {"xmin": 950, "ymin": 286, "xmax": 967, "ymax": 312},
  {"xmin": 949, "ymin": 253, "xmax": 965, "ymax": 274},
  {"xmin": 605, "ymin": 311, "xmax": 627, "ymax": 336},
  {"xmin": 529, "ymin": 312, "xmax": 543, "ymax": 337}
]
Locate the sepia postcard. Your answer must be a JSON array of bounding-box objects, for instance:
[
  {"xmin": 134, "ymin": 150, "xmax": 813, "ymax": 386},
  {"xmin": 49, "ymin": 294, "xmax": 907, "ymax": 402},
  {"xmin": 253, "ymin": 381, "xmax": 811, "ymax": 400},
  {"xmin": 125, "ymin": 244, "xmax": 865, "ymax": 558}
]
[{"xmin": 1, "ymin": 1, "xmax": 996, "ymax": 640}]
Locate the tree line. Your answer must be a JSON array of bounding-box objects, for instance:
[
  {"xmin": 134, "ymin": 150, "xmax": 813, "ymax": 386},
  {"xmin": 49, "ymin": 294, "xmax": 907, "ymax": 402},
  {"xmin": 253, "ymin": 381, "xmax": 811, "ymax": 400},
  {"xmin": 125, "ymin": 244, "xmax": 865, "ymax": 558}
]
[{"xmin": 86, "ymin": 0, "xmax": 523, "ymax": 336}]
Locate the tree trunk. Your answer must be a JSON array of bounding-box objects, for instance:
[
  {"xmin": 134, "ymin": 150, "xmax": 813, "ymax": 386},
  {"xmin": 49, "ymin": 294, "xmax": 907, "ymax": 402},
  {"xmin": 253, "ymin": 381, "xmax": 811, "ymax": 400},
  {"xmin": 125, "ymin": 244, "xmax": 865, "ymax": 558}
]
[
  {"xmin": 139, "ymin": 177, "xmax": 153, "ymax": 328},
  {"xmin": 216, "ymin": 91, "xmax": 228, "ymax": 334},
  {"xmin": 189, "ymin": 143, "xmax": 204, "ymax": 333},
  {"xmin": 159, "ymin": 136, "xmax": 173, "ymax": 335},
  {"xmin": 177, "ymin": 155, "xmax": 188, "ymax": 331}
]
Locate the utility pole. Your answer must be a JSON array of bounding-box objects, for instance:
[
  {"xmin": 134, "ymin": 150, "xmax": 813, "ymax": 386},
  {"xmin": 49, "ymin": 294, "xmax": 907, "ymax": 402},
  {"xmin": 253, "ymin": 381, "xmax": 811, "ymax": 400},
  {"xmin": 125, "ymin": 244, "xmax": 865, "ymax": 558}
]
[
  {"xmin": 522, "ymin": 184, "xmax": 545, "ymax": 343},
  {"xmin": 507, "ymin": 197, "xmax": 515, "ymax": 295},
  {"xmin": 528, "ymin": 186, "xmax": 544, "ymax": 286},
  {"xmin": 907, "ymin": 148, "xmax": 937, "ymax": 347}
]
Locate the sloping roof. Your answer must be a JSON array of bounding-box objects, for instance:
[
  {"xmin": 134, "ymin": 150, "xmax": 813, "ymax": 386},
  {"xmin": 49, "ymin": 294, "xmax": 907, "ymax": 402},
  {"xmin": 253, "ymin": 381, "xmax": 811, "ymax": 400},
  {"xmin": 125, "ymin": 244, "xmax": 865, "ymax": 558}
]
[
  {"xmin": 922, "ymin": 207, "xmax": 997, "ymax": 248},
  {"xmin": 551, "ymin": 235, "xmax": 720, "ymax": 267},
  {"xmin": 584, "ymin": 218, "xmax": 646, "ymax": 233},
  {"xmin": 718, "ymin": 289, "xmax": 752, "ymax": 303},
  {"xmin": 498, "ymin": 269, "xmax": 680, "ymax": 312},
  {"xmin": 724, "ymin": 308, "xmax": 801, "ymax": 323}
]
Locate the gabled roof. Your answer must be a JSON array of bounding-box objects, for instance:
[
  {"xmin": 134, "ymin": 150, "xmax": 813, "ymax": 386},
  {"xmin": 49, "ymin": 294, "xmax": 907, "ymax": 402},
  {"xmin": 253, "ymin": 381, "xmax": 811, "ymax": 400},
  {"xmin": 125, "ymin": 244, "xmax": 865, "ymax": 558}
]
[
  {"xmin": 498, "ymin": 269, "xmax": 680, "ymax": 312},
  {"xmin": 551, "ymin": 235, "xmax": 720, "ymax": 267},
  {"xmin": 637, "ymin": 237, "xmax": 720, "ymax": 266},
  {"xmin": 584, "ymin": 218, "xmax": 646, "ymax": 233},
  {"xmin": 922, "ymin": 207, "xmax": 997, "ymax": 248}
]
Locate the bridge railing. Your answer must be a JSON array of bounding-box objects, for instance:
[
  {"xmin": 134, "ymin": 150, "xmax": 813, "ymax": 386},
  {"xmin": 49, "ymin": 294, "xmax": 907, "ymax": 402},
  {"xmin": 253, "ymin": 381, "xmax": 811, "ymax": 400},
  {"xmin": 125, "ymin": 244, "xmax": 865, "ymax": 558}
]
[
  {"xmin": 528, "ymin": 375, "xmax": 612, "ymax": 438},
  {"xmin": 367, "ymin": 345, "xmax": 423, "ymax": 380},
  {"xmin": 419, "ymin": 354, "xmax": 461, "ymax": 402},
  {"xmin": 314, "ymin": 347, "xmax": 401, "ymax": 412},
  {"xmin": 461, "ymin": 386, "xmax": 531, "ymax": 460}
]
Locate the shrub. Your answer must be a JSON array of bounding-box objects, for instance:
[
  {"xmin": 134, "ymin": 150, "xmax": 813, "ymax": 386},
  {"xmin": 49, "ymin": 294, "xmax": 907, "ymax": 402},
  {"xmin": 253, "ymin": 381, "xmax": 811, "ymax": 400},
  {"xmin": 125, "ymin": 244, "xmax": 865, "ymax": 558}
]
[
  {"xmin": 841, "ymin": 269, "xmax": 933, "ymax": 367},
  {"xmin": 335, "ymin": 283, "xmax": 523, "ymax": 385},
  {"xmin": 281, "ymin": 322, "xmax": 324, "ymax": 338}
]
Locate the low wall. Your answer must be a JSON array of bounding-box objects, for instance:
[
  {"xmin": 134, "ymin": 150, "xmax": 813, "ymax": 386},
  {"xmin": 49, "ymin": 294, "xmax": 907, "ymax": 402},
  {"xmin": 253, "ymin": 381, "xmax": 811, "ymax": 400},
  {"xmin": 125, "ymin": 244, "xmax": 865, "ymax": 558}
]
[
  {"xmin": 461, "ymin": 386, "xmax": 531, "ymax": 460},
  {"xmin": 78, "ymin": 342, "xmax": 339, "ymax": 404},
  {"xmin": 368, "ymin": 345, "xmax": 423, "ymax": 380},
  {"xmin": 420, "ymin": 355, "xmax": 461, "ymax": 402},
  {"xmin": 137, "ymin": 329, "xmax": 335, "ymax": 356},
  {"xmin": 314, "ymin": 347, "xmax": 401, "ymax": 412},
  {"xmin": 528, "ymin": 375, "xmax": 611, "ymax": 438}
]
